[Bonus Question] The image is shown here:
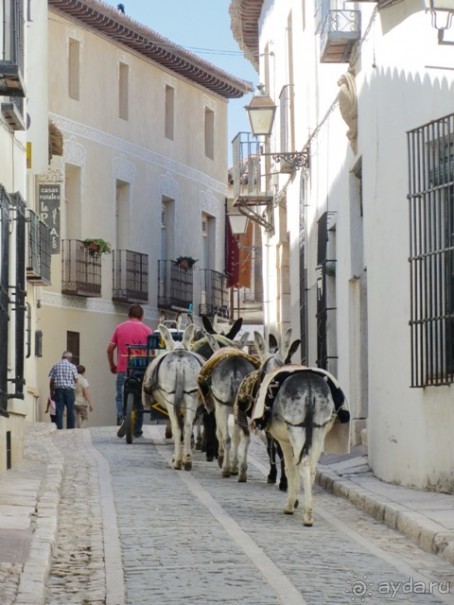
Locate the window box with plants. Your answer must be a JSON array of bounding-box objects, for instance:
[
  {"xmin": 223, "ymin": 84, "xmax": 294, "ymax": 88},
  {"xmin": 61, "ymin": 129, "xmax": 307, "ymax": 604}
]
[{"xmin": 83, "ymin": 238, "xmax": 112, "ymax": 258}]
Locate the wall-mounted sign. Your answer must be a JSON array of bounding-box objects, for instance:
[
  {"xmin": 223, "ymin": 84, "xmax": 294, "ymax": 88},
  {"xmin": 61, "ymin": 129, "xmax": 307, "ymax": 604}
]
[{"xmin": 38, "ymin": 183, "xmax": 60, "ymax": 254}]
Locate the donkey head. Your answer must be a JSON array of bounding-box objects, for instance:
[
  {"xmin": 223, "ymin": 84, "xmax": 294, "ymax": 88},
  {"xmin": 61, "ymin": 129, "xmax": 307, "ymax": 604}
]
[
  {"xmin": 254, "ymin": 328, "xmax": 301, "ymax": 374},
  {"xmin": 158, "ymin": 323, "xmax": 195, "ymax": 351}
]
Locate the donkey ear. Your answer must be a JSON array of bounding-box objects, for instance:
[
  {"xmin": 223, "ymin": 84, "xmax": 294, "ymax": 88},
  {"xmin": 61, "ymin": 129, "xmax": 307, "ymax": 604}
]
[
  {"xmin": 268, "ymin": 334, "xmax": 278, "ymax": 353},
  {"xmin": 158, "ymin": 324, "xmax": 175, "ymax": 351},
  {"xmin": 182, "ymin": 324, "xmax": 195, "ymax": 350},
  {"xmin": 202, "ymin": 315, "xmax": 216, "ymax": 334},
  {"xmin": 205, "ymin": 332, "xmax": 220, "ymax": 353},
  {"xmin": 226, "ymin": 318, "xmax": 243, "ymax": 340},
  {"xmin": 254, "ymin": 331, "xmax": 268, "ymax": 363},
  {"xmin": 279, "ymin": 327, "xmax": 293, "ymax": 360},
  {"xmin": 284, "ymin": 339, "xmax": 301, "ymax": 364},
  {"xmin": 236, "ymin": 332, "xmax": 249, "ymax": 350}
]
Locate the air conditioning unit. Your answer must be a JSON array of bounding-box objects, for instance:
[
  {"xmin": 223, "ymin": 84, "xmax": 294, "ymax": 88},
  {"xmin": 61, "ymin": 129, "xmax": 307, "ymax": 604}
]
[{"xmin": 1, "ymin": 102, "xmax": 26, "ymax": 131}]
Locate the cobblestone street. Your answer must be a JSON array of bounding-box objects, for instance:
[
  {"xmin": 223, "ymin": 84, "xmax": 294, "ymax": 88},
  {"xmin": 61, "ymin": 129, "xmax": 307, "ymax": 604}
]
[{"xmin": 38, "ymin": 425, "xmax": 454, "ymax": 605}]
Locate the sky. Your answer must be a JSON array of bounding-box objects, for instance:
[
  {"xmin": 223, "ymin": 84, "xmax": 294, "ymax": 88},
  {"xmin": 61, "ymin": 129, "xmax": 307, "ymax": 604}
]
[{"xmin": 102, "ymin": 0, "xmax": 258, "ymax": 158}]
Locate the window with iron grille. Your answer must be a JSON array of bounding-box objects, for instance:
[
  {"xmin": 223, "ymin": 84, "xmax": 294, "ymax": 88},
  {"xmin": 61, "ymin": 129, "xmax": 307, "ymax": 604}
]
[
  {"xmin": 408, "ymin": 113, "xmax": 454, "ymax": 387},
  {"xmin": 0, "ymin": 186, "xmax": 10, "ymax": 415}
]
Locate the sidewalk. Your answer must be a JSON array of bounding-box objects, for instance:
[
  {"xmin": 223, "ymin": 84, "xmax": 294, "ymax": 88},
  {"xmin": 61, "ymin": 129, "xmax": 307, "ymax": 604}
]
[
  {"xmin": 0, "ymin": 424, "xmax": 453, "ymax": 605},
  {"xmin": 0, "ymin": 422, "xmax": 63, "ymax": 605},
  {"xmin": 317, "ymin": 446, "xmax": 454, "ymax": 565}
]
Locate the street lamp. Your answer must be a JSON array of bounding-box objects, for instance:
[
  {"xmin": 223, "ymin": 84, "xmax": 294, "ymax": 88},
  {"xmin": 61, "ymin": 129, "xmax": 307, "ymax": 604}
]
[
  {"xmin": 227, "ymin": 204, "xmax": 249, "ymax": 235},
  {"xmin": 425, "ymin": 0, "xmax": 454, "ymax": 44},
  {"xmin": 245, "ymin": 84, "xmax": 309, "ymax": 171},
  {"xmin": 245, "ymin": 84, "xmax": 277, "ymax": 137}
]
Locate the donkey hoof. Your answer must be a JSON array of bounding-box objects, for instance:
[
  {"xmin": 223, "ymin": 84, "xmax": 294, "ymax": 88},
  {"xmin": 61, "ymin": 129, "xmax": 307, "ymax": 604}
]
[
  {"xmin": 184, "ymin": 461, "xmax": 192, "ymax": 471},
  {"xmin": 279, "ymin": 479, "xmax": 288, "ymax": 492},
  {"xmin": 303, "ymin": 520, "xmax": 313, "ymax": 527},
  {"xmin": 172, "ymin": 460, "xmax": 182, "ymax": 470},
  {"xmin": 284, "ymin": 507, "xmax": 294, "ymax": 515},
  {"xmin": 238, "ymin": 474, "xmax": 247, "ymax": 483},
  {"xmin": 222, "ymin": 468, "xmax": 231, "ymax": 478}
]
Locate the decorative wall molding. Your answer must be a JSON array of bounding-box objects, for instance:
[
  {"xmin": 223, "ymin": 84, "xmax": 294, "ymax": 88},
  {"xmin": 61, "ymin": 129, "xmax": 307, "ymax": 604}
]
[
  {"xmin": 112, "ymin": 156, "xmax": 135, "ymax": 183},
  {"xmin": 41, "ymin": 290, "xmax": 158, "ymax": 322},
  {"xmin": 200, "ymin": 188, "xmax": 220, "ymax": 217},
  {"xmin": 159, "ymin": 172, "xmax": 179, "ymax": 201},
  {"xmin": 63, "ymin": 135, "xmax": 87, "ymax": 167},
  {"xmin": 50, "ymin": 112, "xmax": 227, "ymax": 195}
]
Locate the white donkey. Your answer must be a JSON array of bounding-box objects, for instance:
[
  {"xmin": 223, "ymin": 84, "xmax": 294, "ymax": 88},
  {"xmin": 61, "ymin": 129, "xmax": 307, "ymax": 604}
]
[
  {"xmin": 252, "ymin": 365, "xmax": 350, "ymax": 526},
  {"xmin": 142, "ymin": 324, "xmax": 206, "ymax": 471},
  {"xmin": 197, "ymin": 332, "xmax": 259, "ymax": 478},
  {"xmin": 233, "ymin": 328, "xmax": 300, "ymax": 485}
]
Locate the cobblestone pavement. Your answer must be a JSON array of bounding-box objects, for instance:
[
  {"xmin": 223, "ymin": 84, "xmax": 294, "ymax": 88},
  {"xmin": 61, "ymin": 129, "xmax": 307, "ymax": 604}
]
[
  {"xmin": 5, "ymin": 423, "xmax": 453, "ymax": 605},
  {"xmin": 89, "ymin": 424, "xmax": 454, "ymax": 605}
]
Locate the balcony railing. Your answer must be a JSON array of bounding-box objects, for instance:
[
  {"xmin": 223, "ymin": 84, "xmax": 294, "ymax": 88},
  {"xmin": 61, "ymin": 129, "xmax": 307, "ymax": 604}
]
[
  {"xmin": 199, "ymin": 269, "xmax": 229, "ymax": 319},
  {"xmin": 112, "ymin": 249, "xmax": 148, "ymax": 303},
  {"xmin": 158, "ymin": 259, "xmax": 193, "ymax": 312},
  {"xmin": 27, "ymin": 210, "xmax": 51, "ymax": 285},
  {"xmin": 61, "ymin": 239, "xmax": 101, "ymax": 297},
  {"xmin": 231, "ymin": 132, "xmax": 274, "ymax": 202},
  {"xmin": 320, "ymin": 9, "xmax": 361, "ymax": 63}
]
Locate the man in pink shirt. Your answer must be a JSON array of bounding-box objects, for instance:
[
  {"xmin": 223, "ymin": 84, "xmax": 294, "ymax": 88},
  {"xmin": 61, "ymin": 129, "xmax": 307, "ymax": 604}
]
[{"xmin": 107, "ymin": 304, "xmax": 152, "ymax": 432}]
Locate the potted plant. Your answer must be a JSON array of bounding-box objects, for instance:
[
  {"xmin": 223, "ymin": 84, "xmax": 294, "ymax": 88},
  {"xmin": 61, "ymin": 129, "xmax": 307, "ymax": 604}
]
[
  {"xmin": 83, "ymin": 238, "xmax": 112, "ymax": 258},
  {"xmin": 174, "ymin": 256, "xmax": 198, "ymax": 270}
]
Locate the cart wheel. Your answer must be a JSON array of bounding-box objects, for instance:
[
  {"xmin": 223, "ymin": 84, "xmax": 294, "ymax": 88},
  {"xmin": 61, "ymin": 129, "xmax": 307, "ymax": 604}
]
[{"xmin": 124, "ymin": 393, "xmax": 136, "ymax": 444}]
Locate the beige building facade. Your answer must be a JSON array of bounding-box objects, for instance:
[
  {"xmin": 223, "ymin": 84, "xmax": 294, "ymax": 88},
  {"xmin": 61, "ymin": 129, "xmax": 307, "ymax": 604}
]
[{"xmin": 36, "ymin": 0, "xmax": 251, "ymax": 428}]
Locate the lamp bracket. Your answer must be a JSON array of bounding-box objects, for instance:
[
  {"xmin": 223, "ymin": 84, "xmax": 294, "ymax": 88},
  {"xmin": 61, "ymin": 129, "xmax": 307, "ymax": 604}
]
[
  {"xmin": 234, "ymin": 200, "xmax": 274, "ymax": 233},
  {"xmin": 260, "ymin": 149, "xmax": 310, "ymax": 171}
]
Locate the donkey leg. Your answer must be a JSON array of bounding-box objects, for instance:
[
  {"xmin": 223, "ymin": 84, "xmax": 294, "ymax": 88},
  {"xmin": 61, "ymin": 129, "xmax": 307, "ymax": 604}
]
[
  {"xmin": 215, "ymin": 404, "xmax": 231, "ymax": 477},
  {"xmin": 168, "ymin": 410, "xmax": 182, "ymax": 470},
  {"xmin": 230, "ymin": 420, "xmax": 240, "ymax": 476},
  {"xmin": 182, "ymin": 413, "xmax": 195, "ymax": 471},
  {"xmin": 300, "ymin": 457, "xmax": 313, "ymax": 526},
  {"xmin": 238, "ymin": 428, "xmax": 250, "ymax": 483},
  {"xmin": 266, "ymin": 433, "xmax": 277, "ymax": 484},
  {"xmin": 276, "ymin": 441, "xmax": 288, "ymax": 492},
  {"xmin": 279, "ymin": 441, "xmax": 299, "ymax": 514}
]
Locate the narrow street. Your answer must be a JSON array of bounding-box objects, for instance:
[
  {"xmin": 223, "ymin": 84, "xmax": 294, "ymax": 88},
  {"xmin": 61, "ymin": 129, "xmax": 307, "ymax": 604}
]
[{"xmin": 43, "ymin": 425, "xmax": 454, "ymax": 605}]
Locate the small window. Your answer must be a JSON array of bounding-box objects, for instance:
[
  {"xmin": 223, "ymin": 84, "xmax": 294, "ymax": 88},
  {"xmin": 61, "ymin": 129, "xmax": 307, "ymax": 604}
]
[
  {"xmin": 67, "ymin": 331, "xmax": 80, "ymax": 366},
  {"xmin": 119, "ymin": 62, "xmax": 129, "ymax": 120},
  {"xmin": 68, "ymin": 38, "xmax": 80, "ymax": 100},
  {"xmin": 205, "ymin": 108, "xmax": 214, "ymax": 160},
  {"xmin": 165, "ymin": 85, "xmax": 174, "ymax": 140}
]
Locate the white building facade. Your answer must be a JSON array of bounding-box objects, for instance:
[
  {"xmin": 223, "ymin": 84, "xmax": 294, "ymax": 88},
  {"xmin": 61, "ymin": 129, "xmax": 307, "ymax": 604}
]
[{"xmin": 230, "ymin": 0, "xmax": 454, "ymax": 492}]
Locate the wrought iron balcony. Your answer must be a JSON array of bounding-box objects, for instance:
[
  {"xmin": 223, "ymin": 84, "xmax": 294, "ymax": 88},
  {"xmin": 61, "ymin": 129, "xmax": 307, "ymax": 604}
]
[
  {"xmin": 158, "ymin": 259, "xmax": 193, "ymax": 312},
  {"xmin": 27, "ymin": 210, "xmax": 51, "ymax": 285},
  {"xmin": 112, "ymin": 249, "xmax": 149, "ymax": 303},
  {"xmin": 320, "ymin": 9, "xmax": 361, "ymax": 63},
  {"xmin": 61, "ymin": 239, "xmax": 102, "ymax": 297},
  {"xmin": 199, "ymin": 269, "xmax": 229, "ymax": 319}
]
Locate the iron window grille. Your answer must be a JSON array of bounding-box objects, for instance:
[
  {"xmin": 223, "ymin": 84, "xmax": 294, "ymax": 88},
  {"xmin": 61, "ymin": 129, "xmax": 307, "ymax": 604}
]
[
  {"xmin": 408, "ymin": 113, "xmax": 454, "ymax": 387},
  {"xmin": 158, "ymin": 259, "xmax": 193, "ymax": 311},
  {"xmin": 11, "ymin": 192, "xmax": 26, "ymax": 400},
  {"xmin": 0, "ymin": 186, "xmax": 10, "ymax": 415},
  {"xmin": 61, "ymin": 239, "xmax": 102, "ymax": 297},
  {"xmin": 27, "ymin": 209, "xmax": 51, "ymax": 284},
  {"xmin": 199, "ymin": 268, "xmax": 229, "ymax": 319},
  {"xmin": 112, "ymin": 249, "xmax": 149, "ymax": 303},
  {"xmin": 316, "ymin": 211, "xmax": 337, "ymax": 370}
]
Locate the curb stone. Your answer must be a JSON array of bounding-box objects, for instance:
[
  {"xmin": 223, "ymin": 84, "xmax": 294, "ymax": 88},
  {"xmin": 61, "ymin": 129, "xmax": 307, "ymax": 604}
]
[
  {"xmin": 14, "ymin": 426, "xmax": 64, "ymax": 605},
  {"xmin": 315, "ymin": 467, "xmax": 454, "ymax": 566}
]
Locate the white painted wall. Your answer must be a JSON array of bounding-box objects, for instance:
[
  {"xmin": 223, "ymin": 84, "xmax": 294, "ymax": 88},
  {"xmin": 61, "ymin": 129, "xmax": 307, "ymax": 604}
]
[{"xmin": 254, "ymin": 0, "xmax": 454, "ymax": 491}]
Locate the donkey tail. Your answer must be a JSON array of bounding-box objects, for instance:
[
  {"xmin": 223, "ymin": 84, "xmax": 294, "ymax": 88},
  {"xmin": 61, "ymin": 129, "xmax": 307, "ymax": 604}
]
[{"xmin": 297, "ymin": 396, "xmax": 315, "ymax": 463}]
